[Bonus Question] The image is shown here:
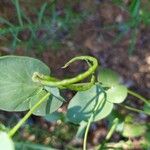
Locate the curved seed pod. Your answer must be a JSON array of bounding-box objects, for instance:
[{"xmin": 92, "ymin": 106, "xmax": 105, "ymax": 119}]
[
  {"xmin": 32, "ymin": 56, "xmax": 98, "ymax": 87},
  {"xmin": 66, "ymin": 75, "xmax": 95, "ymax": 91}
]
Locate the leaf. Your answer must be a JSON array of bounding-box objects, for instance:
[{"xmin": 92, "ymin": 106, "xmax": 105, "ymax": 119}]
[
  {"xmin": 98, "ymin": 68, "xmax": 120, "ymax": 87},
  {"xmin": 45, "ymin": 111, "xmax": 64, "ymax": 122},
  {"xmin": 76, "ymin": 121, "xmax": 87, "ymax": 139},
  {"xmin": 129, "ymin": 0, "xmax": 140, "ymax": 18},
  {"xmin": 0, "ymin": 132, "xmax": 15, "ymax": 150},
  {"xmin": 116, "ymin": 122, "xmax": 124, "ymax": 133},
  {"xmin": 122, "ymin": 123, "xmax": 147, "ymax": 138},
  {"xmin": 67, "ymin": 85, "xmax": 113, "ymax": 124},
  {"xmin": 144, "ymin": 130, "xmax": 150, "ymax": 148},
  {"xmin": 30, "ymin": 89, "xmax": 63, "ymax": 116},
  {"xmin": 38, "ymin": 2, "xmax": 48, "ymax": 25},
  {"xmin": 106, "ymin": 85, "xmax": 128, "ymax": 103},
  {"xmin": 107, "ymin": 110, "xmax": 125, "ymax": 132},
  {"xmin": 97, "ymin": 68, "xmax": 127, "ymax": 103},
  {"xmin": 0, "ymin": 56, "xmax": 50, "ymax": 111},
  {"xmin": 45, "ymin": 87, "xmax": 65, "ymax": 102},
  {"xmin": 15, "ymin": 142, "xmax": 56, "ymax": 150},
  {"xmin": 144, "ymin": 103, "xmax": 150, "ymax": 115},
  {"xmin": 140, "ymin": 2, "xmax": 150, "ymax": 25}
]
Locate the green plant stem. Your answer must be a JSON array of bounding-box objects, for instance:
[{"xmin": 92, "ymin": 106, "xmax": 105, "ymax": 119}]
[
  {"xmin": 128, "ymin": 89, "xmax": 149, "ymax": 105},
  {"xmin": 8, "ymin": 93, "xmax": 50, "ymax": 137},
  {"xmin": 83, "ymin": 114, "xmax": 93, "ymax": 150},
  {"xmin": 106, "ymin": 118, "xmax": 119, "ymax": 141},
  {"xmin": 38, "ymin": 2, "xmax": 48, "ymax": 25},
  {"xmin": 14, "ymin": 0, "xmax": 23, "ymax": 27},
  {"xmin": 83, "ymin": 98, "xmax": 105, "ymax": 150},
  {"xmin": 0, "ymin": 23, "xmax": 38, "ymax": 35},
  {"xmin": 99, "ymin": 118, "xmax": 119, "ymax": 150},
  {"xmin": 96, "ymin": 140, "xmax": 133, "ymax": 149},
  {"xmin": 119, "ymin": 104, "xmax": 150, "ymax": 115}
]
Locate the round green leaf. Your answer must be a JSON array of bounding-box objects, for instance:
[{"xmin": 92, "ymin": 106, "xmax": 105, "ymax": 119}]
[
  {"xmin": 67, "ymin": 85, "xmax": 113, "ymax": 124},
  {"xmin": 106, "ymin": 85, "xmax": 128, "ymax": 103},
  {"xmin": 44, "ymin": 87, "xmax": 65, "ymax": 103},
  {"xmin": 30, "ymin": 89, "xmax": 63, "ymax": 116},
  {"xmin": 0, "ymin": 132, "xmax": 15, "ymax": 150},
  {"xmin": 98, "ymin": 68, "xmax": 120, "ymax": 86},
  {"xmin": 122, "ymin": 123, "xmax": 147, "ymax": 138},
  {"xmin": 45, "ymin": 111, "xmax": 64, "ymax": 122},
  {"xmin": 0, "ymin": 56, "xmax": 50, "ymax": 111}
]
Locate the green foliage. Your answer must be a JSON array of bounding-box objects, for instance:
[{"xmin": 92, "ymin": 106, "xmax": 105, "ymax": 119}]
[
  {"xmin": 106, "ymin": 85, "xmax": 127, "ymax": 103},
  {"xmin": 0, "ymin": 0, "xmax": 86, "ymax": 51},
  {"xmin": 98, "ymin": 68, "xmax": 128, "ymax": 103},
  {"xmin": 0, "ymin": 56, "xmax": 49, "ymax": 111},
  {"xmin": 0, "ymin": 56, "xmax": 63, "ymax": 116},
  {"xmin": 0, "ymin": 55, "xmax": 149, "ymax": 149},
  {"xmin": 143, "ymin": 128, "xmax": 150, "ymax": 148},
  {"xmin": 114, "ymin": 115, "xmax": 149, "ymax": 139},
  {"xmin": 67, "ymin": 85, "xmax": 114, "ymax": 124},
  {"xmin": 129, "ymin": 0, "xmax": 141, "ymax": 19},
  {"xmin": 44, "ymin": 111, "xmax": 65, "ymax": 122},
  {"xmin": 30, "ymin": 89, "xmax": 63, "ymax": 116},
  {"xmin": 15, "ymin": 142, "xmax": 56, "ymax": 150},
  {"xmin": 76, "ymin": 121, "xmax": 87, "ymax": 139},
  {"xmin": 0, "ymin": 132, "xmax": 15, "ymax": 150},
  {"xmin": 122, "ymin": 123, "xmax": 147, "ymax": 138},
  {"xmin": 113, "ymin": 0, "xmax": 150, "ymax": 54},
  {"xmin": 140, "ymin": 3, "xmax": 150, "ymax": 25},
  {"xmin": 98, "ymin": 68, "xmax": 120, "ymax": 86},
  {"xmin": 144, "ymin": 102, "xmax": 150, "ymax": 115}
]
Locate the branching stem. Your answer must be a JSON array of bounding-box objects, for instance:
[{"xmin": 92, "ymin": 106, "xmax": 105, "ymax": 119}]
[
  {"xmin": 83, "ymin": 97, "xmax": 105, "ymax": 150},
  {"xmin": 128, "ymin": 89, "xmax": 149, "ymax": 105},
  {"xmin": 83, "ymin": 114, "xmax": 93, "ymax": 150},
  {"xmin": 119, "ymin": 104, "xmax": 150, "ymax": 115},
  {"xmin": 8, "ymin": 93, "xmax": 50, "ymax": 137},
  {"xmin": 8, "ymin": 56, "xmax": 98, "ymax": 138}
]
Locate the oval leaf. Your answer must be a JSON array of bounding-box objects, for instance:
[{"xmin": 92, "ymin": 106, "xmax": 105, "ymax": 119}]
[
  {"xmin": 0, "ymin": 56, "xmax": 50, "ymax": 111},
  {"xmin": 106, "ymin": 85, "xmax": 128, "ymax": 103},
  {"xmin": 45, "ymin": 87, "xmax": 65, "ymax": 103},
  {"xmin": 122, "ymin": 123, "xmax": 147, "ymax": 138},
  {"xmin": 45, "ymin": 111, "xmax": 64, "ymax": 122},
  {"xmin": 98, "ymin": 68, "xmax": 120, "ymax": 86},
  {"xmin": 30, "ymin": 89, "xmax": 63, "ymax": 116},
  {"xmin": 0, "ymin": 132, "xmax": 15, "ymax": 150},
  {"xmin": 67, "ymin": 85, "xmax": 113, "ymax": 124}
]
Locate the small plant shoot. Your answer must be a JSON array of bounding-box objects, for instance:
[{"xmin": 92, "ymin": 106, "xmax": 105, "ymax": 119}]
[{"xmin": 0, "ymin": 55, "xmax": 149, "ymax": 150}]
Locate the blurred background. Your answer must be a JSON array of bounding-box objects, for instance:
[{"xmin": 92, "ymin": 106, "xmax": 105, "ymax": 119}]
[{"xmin": 0, "ymin": 0, "xmax": 150, "ymax": 149}]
